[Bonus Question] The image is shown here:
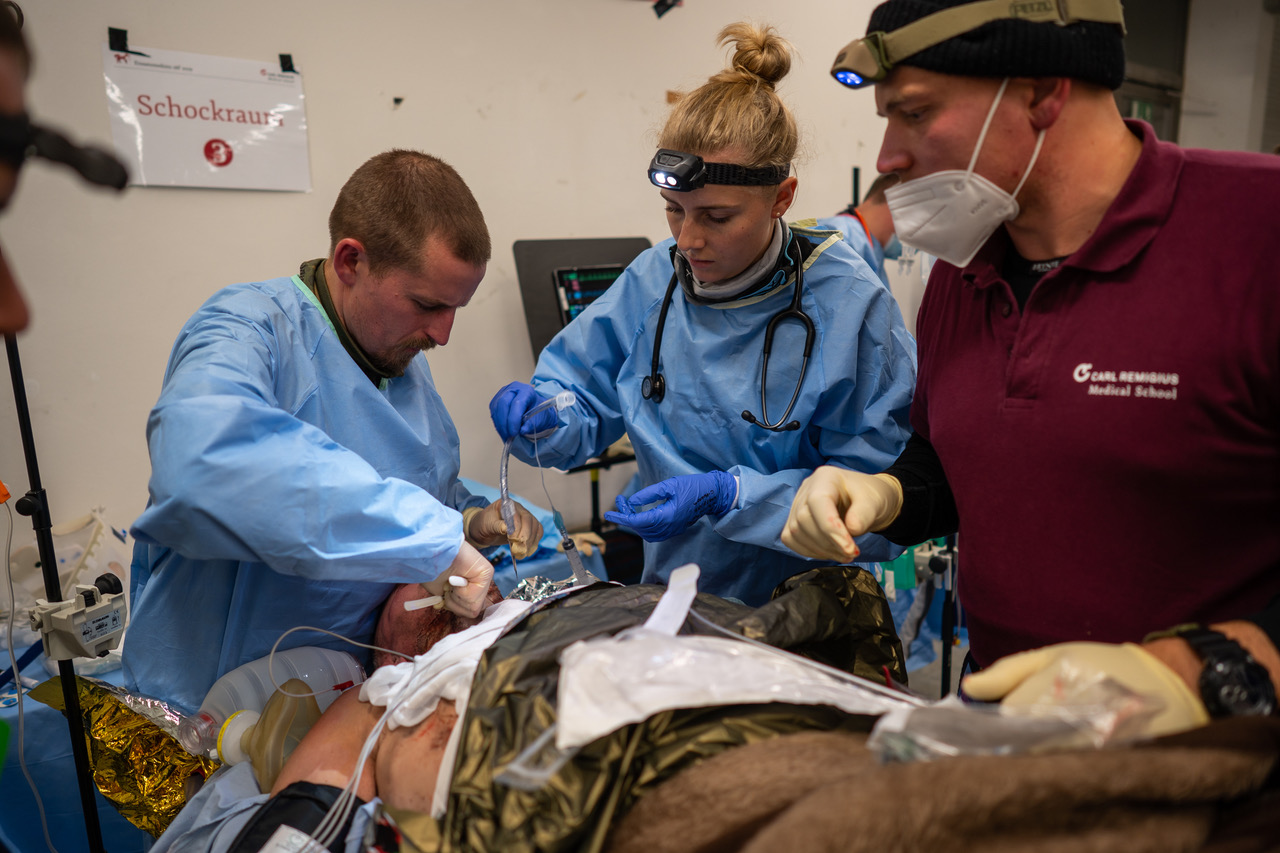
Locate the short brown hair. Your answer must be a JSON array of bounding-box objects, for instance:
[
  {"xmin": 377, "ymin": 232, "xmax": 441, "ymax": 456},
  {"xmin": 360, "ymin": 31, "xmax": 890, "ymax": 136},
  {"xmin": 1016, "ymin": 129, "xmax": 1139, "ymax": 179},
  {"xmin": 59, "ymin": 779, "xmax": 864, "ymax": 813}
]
[
  {"xmin": 328, "ymin": 149, "xmax": 490, "ymax": 275},
  {"xmin": 863, "ymin": 172, "xmax": 900, "ymax": 205},
  {"xmin": 658, "ymin": 22, "xmax": 798, "ymax": 171}
]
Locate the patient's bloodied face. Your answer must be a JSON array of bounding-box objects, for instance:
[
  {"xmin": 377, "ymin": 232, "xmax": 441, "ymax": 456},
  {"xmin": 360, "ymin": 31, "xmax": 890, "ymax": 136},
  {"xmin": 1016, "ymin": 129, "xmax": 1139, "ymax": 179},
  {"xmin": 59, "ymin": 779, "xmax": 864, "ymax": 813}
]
[{"xmin": 373, "ymin": 582, "xmax": 504, "ymax": 667}]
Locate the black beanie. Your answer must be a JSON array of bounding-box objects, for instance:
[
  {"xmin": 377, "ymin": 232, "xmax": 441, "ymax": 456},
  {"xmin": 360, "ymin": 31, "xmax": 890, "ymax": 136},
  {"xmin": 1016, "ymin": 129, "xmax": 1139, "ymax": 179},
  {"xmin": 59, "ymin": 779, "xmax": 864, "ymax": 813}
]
[{"xmin": 867, "ymin": 0, "xmax": 1126, "ymax": 90}]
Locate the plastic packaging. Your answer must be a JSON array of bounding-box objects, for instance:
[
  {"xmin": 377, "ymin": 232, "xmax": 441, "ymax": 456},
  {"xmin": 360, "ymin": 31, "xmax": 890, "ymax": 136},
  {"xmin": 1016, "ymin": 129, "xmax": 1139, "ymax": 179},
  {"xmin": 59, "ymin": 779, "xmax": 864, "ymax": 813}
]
[
  {"xmin": 217, "ymin": 677, "xmax": 322, "ymax": 791},
  {"xmin": 866, "ymin": 678, "xmax": 1164, "ymax": 764},
  {"xmin": 177, "ymin": 646, "xmax": 365, "ymax": 757}
]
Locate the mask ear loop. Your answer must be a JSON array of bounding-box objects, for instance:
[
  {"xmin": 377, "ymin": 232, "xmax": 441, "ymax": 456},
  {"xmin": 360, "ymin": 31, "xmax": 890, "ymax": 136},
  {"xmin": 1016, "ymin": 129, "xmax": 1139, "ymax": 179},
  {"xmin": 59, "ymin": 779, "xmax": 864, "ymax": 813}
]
[
  {"xmin": 1009, "ymin": 128, "xmax": 1047, "ymax": 203},
  {"xmin": 964, "ymin": 76, "xmax": 1047, "ymax": 206},
  {"xmin": 962, "ymin": 77, "xmax": 1012, "ymax": 182}
]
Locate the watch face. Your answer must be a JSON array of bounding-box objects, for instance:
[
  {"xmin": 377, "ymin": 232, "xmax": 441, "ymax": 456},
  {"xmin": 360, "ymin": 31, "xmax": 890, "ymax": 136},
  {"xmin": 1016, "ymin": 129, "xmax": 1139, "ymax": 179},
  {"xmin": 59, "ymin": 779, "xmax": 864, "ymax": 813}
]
[{"xmin": 1202, "ymin": 659, "xmax": 1278, "ymax": 717}]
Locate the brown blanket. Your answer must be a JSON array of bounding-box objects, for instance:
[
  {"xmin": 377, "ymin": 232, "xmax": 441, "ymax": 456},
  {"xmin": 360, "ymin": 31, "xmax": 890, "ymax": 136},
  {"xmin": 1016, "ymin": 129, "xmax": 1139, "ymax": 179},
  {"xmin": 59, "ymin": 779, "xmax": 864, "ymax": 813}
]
[{"xmin": 605, "ymin": 717, "xmax": 1280, "ymax": 853}]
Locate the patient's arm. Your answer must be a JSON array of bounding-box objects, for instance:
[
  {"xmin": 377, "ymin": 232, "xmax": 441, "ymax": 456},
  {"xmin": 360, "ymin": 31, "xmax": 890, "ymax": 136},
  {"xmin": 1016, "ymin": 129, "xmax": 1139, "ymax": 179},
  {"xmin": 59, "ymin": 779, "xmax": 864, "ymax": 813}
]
[
  {"xmin": 269, "ymin": 686, "xmax": 460, "ymax": 813},
  {"xmin": 270, "ymin": 688, "xmax": 381, "ymax": 799}
]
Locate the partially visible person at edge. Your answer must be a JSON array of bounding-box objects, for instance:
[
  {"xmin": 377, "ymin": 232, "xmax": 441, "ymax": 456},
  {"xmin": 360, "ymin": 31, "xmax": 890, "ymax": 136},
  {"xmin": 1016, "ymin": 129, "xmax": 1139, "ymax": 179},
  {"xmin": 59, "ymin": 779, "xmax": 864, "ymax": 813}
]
[
  {"xmin": 785, "ymin": 0, "xmax": 1280, "ymax": 727},
  {"xmin": 123, "ymin": 150, "xmax": 543, "ymax": 714},
  {"xmin": 488, "ymin": 22, "xmax": 916, "ymax": 606},
  {"xmin": 0, "ymin": 7, "xmax": 33, "ymax": 334},
  {"xmin": 813, "ymin": 171, "xmax": 901, "ymax": 287}
]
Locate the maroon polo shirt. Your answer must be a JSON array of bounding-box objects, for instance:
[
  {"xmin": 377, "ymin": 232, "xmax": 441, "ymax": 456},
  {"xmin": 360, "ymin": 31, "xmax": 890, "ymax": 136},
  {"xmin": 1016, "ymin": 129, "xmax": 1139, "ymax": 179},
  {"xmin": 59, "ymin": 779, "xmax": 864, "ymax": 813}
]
[{"xmin": 913, "ymin": 121, "xmax": 1280, "ymax": 665}]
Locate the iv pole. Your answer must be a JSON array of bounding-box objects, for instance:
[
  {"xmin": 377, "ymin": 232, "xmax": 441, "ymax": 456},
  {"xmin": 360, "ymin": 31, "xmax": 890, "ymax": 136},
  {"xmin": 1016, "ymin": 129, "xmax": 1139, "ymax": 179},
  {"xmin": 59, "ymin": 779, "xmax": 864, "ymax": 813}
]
[
  {"xmin": 5, "ymin": 333, "xmax": 107, "ymax": 853},
  {"xmin": 0, "ymin": 34, "xmax": 129, "ymax": 842}
]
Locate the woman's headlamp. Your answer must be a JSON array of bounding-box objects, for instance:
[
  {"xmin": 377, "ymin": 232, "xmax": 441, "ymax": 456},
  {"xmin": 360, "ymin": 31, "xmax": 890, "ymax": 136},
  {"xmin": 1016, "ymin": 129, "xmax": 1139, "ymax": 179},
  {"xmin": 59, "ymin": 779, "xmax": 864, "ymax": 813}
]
[
  {"xmin": 648, "ymin": 148, "xmax": 789, "ymax": 192},
  {"xmin": 830, "ymin": 0, "xmax": 1127, "ymax": 89}
]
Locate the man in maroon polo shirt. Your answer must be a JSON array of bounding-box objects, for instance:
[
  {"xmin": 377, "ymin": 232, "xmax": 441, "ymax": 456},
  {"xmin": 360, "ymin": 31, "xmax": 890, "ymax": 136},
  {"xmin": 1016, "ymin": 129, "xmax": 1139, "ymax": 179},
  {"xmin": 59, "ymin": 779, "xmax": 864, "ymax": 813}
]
[{"xmin": 784, "ymin": 0, "xmax": 1280, "ymax": 724}]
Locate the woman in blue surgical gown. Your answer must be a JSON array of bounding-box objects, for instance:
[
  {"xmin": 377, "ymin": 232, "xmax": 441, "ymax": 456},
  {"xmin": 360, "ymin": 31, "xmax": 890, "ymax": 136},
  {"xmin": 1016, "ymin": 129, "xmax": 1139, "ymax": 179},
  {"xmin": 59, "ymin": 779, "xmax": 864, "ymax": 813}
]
[{"xmin": 490, "ymin": 22, "xmax": 916, "ymax": 606}]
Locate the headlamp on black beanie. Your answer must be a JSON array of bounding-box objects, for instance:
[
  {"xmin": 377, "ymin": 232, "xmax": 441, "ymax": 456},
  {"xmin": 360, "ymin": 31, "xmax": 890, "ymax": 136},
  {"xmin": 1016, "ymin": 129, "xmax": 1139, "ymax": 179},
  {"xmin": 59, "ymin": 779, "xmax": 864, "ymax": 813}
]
[{"xmin": 831, "ymin": 0, "xmax": 1127, "ymax": 90}]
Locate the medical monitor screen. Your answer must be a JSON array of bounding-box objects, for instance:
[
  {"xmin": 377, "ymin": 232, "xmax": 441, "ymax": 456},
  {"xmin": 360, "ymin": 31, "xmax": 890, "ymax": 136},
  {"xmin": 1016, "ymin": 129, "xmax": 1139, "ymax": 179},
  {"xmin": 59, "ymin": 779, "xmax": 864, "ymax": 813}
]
[{"xmin": 552, "ymin": 264, "xmax": 626, "ymax": 326}]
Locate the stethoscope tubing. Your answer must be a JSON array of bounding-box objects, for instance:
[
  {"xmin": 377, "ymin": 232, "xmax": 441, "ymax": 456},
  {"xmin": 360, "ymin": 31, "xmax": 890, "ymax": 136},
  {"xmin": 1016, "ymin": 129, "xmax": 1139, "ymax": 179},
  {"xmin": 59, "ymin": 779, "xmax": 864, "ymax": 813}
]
[{"xmin": 642, "ymin": 242, "xmax": 815, "ymax": 432}]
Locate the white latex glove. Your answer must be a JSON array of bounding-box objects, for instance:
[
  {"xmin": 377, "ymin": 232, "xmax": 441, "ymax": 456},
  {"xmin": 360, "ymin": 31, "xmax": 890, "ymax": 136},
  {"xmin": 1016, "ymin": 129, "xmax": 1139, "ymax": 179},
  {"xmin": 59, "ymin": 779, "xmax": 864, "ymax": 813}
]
[
  {"xmin": 463, "ymin": 502, "xmax": 544, "ymax": 560},
  {"xmin": 781, "ymin": 466, "xmax": 903, "ymax": 562},
  {"xmin": 962, "ymin": 641, "xmax": 1210, "ymax": 738},
  {"xmin": 420, "ymin": 541, "xmax": 494, "ymax": 619},
  {"xmin": 556, "ymin": 531, "xmax": 606, "ymax": 558}
]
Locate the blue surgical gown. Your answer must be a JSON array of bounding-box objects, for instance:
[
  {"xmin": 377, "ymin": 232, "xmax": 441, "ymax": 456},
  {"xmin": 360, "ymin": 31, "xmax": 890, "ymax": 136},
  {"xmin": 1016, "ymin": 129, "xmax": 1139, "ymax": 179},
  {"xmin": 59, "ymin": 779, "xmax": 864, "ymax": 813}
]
[
  {"xmin": 124, "ymin": 276, "xmax": 484, "ymax": 713},
  {"xmin": 814, "ymin": 214, "xmax": 890, "ymax": 286},
  {"xmin": 507, "ymin": 229, "xmax": 917, "ymax": 605}
]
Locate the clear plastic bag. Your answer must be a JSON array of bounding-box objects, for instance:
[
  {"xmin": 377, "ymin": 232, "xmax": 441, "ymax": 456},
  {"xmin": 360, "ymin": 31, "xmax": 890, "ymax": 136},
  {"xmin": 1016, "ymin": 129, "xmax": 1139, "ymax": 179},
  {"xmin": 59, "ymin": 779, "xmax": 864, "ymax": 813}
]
[{"xmin": 868, "ymin": 674, "xmax": 1164, "ymax": 763}]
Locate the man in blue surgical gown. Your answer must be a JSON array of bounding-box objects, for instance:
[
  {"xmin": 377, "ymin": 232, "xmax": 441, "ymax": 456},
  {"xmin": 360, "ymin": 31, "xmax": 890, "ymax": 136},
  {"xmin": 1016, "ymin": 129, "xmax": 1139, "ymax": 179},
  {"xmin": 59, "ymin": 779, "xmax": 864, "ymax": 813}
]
[{"xmin": 123, "ymin": 150, "xmax": 542, "ymax": 714}]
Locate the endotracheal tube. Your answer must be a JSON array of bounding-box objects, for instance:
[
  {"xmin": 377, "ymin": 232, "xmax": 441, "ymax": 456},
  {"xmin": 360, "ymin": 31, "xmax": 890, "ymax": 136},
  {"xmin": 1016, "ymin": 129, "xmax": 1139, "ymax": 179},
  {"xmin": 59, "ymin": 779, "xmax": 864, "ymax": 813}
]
[{"xmin": 499, "ymin": 391, "xmax": 575, "ymax": 572}]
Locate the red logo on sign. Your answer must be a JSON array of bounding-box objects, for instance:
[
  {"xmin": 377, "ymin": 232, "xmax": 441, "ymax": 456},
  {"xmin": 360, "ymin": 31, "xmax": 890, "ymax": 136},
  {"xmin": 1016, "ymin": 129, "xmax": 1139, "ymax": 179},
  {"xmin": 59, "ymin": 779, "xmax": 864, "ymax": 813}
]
[
  {"xmin": 114, "ymin": 53, "xmax": 130, "ymax": 63},
  {"xmin": 204, "ymin": 139, "xmax": 233, "ymax": 167}
]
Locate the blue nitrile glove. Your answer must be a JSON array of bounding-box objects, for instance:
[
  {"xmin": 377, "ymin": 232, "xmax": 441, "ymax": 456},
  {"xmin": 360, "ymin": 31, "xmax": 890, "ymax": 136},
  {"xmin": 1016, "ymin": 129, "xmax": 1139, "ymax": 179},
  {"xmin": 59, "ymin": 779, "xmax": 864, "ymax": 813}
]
[
  {"xmin": 604, "ymin": 471, "xmax": 737, "ymax": 542},
  {"xmin": 489, "ymin": 382, "xmax": 559, "ymax": 441}
]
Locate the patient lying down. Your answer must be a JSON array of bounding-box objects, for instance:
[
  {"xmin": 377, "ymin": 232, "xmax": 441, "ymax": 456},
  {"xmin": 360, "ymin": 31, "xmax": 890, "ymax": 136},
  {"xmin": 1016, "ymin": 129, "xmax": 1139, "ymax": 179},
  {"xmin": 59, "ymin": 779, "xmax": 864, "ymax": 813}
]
[
  {"xmin": 272, "ymin": 689, "xmax": 458, "ymax": 814},
  {"xmin": 188, "ymin": 566, "xmax": 909, "ymax": 853},
  {"xmin": 218, "ymin": 581, "xmax": 507, "ymax": 853},
  {"xmin": 269, "ymin": 579, "xmax": 511, "ymax": 807}
]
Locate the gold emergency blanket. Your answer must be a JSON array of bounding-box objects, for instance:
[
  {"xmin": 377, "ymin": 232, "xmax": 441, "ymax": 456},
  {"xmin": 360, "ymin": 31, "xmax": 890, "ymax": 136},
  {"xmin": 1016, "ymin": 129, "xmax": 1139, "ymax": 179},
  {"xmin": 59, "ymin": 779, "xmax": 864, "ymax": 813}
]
[{"xmin": 31, "ymin": 675, "xmax": 219, "ymax": 837}]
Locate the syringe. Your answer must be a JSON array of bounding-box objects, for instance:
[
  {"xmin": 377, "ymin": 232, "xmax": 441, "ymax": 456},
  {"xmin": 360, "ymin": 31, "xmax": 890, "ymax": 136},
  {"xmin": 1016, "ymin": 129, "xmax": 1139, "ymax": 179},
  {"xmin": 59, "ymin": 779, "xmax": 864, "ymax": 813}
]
[
  {"xmin": 552, "ymin": 510, "xmax": 599, "ymax": 586},
  {"xmin": 499, "ymin": 391, "xmax": 576, "ymax": 557}
]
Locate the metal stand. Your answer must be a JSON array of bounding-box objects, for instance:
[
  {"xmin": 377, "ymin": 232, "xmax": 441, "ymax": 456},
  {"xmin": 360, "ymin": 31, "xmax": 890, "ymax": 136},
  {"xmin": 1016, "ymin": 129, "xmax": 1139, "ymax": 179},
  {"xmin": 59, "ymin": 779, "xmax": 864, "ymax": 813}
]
[
  {"xmin": 5, "ymin": 333, "xmax": 107, "ymax": 853},
  {"xmin": 569, "ymin": 451, "xmax": 636, "ymax": 535},
  {"xmin": 936, "ymin": 534, "xmax": 959, "ymax": 698}
]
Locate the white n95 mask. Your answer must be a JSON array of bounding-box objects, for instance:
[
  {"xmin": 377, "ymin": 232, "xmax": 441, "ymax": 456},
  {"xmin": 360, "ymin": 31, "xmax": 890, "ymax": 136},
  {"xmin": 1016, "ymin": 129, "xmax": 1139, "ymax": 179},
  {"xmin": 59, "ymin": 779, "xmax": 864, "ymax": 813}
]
[{"xmin": 885, "ymin": 78, "xmax": 1045, "ymax": 269}]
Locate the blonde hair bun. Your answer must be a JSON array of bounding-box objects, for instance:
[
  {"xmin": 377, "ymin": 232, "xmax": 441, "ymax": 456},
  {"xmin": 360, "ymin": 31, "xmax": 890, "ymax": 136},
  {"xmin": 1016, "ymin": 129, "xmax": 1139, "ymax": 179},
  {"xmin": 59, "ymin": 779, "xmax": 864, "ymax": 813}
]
[
  {"xmin": 713, "ymin": 21, "xmax": 793, "ymax": 89},
  {"xmin": 658, "ymin": 21, "xmax": 799, "ymax": 170}
]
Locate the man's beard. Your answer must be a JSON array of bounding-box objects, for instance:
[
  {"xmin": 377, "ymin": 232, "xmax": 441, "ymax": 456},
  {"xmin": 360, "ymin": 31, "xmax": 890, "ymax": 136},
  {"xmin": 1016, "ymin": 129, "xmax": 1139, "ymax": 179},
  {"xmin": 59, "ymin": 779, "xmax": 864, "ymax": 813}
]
[{"xmin": 370, "ymin": 338, "xmax": 435, "ymax": 376}]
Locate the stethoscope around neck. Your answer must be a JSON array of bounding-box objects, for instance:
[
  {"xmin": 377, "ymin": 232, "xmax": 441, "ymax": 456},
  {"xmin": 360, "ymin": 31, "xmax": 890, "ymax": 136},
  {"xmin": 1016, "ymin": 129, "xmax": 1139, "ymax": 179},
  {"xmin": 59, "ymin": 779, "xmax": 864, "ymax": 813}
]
[{"xmin": 640, "ymin": 237, "xmax": 816, "ymax": 431}]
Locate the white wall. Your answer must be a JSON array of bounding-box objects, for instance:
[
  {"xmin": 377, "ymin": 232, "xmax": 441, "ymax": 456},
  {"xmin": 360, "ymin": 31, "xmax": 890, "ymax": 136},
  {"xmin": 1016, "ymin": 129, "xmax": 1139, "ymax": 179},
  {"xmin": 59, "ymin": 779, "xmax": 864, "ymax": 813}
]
[
  {"xmin": 0, "ymin": 0, "xmax": 887, "ymax": 537},
  {"xmin": 1181, "ymin": 0, "xmax": 1275, "ymax": 150}
]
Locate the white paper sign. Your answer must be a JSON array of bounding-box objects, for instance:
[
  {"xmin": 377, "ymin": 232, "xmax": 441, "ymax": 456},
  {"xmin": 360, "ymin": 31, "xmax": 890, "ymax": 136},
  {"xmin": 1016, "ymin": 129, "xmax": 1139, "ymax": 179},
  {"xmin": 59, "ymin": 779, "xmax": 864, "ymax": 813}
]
[{"xmin": 102, "ymin": 45, "xmax": 311, "ymax": 191}]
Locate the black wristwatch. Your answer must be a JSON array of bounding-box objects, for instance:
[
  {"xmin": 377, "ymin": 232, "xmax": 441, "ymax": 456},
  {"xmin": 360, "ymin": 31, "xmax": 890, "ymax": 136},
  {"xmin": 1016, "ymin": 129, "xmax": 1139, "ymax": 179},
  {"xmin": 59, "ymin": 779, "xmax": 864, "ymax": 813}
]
[{"xmin": 1147, "ymin": 624, "xmax": 1277, "ymax": 718}]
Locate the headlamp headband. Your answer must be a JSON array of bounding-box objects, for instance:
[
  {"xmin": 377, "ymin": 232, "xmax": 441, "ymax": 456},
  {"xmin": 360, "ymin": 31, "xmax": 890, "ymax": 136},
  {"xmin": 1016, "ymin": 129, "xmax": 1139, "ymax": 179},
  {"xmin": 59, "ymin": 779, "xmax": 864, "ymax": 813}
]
[
  {"xmin": 648, "ymin": 148, "xmax": 789, "ymax": 192},
  {"xmin": 0, "ymin": 111, "xmax": 31, "ymax": 169},
  {"xmin": 0, "ymin": 111, "xmax": 129, "ymax": 189},
  {"xmin": 830, "ymin": 0, "xmax": 1126, "ymax": 88}
]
